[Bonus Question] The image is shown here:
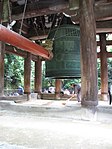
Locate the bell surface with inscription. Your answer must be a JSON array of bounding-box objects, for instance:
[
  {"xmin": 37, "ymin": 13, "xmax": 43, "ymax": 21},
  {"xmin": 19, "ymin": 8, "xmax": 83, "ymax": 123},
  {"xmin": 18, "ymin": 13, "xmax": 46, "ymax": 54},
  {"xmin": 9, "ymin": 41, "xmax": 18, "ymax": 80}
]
[{"xmin": 45, "ymin": 24, "xmax": 81, "ymax": 79}]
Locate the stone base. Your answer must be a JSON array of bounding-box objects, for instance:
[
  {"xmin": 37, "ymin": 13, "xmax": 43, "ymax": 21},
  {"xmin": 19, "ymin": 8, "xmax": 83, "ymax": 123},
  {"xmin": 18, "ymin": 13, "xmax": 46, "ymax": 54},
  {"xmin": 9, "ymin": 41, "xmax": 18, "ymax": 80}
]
[
  {"xmin": 81, "ymin": 100, "xmax": 98, "ymax": 107},
  {"xmin": 31, "ymin": 93, "xmax": 38, "ymax": 100}
]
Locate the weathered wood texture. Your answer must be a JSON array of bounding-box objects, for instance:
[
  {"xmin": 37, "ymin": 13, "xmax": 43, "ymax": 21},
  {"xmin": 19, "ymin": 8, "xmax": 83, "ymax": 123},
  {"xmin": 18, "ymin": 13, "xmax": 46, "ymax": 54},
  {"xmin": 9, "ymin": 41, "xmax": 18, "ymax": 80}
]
[
  {"xmin": 55, "ymin": 79, "xmax": 62, "ymax": 99},
  {"xmin": 0, "ymin": 42, "xmax": 5, "ymax": 96},
  {"xmin": 10, "ymin": 1, "xmax": 112, "ymax": 23},
  {"xmin": 11, "ymin": 0, "xmax": 68, "ymax": 21},
  {"xmin": 24, "ymin": 52, "xmax": 32, "ymax": 94},
  {"xmin": 5, "ymin": 40, "xmax": 112, "ymax": 59},
  {"xmin": 71, "ymin": 2, "xmax": 112, "ymax": 22},
  {"xmin": 0, "ymin": 25, "xmax": 52, "ymax": 60},
  {"xmin": 34, "ymin": 58, "xmax": 42, "ymax": 97},
  {"xmin": 5, "ymin": 45, "xmax": 38, "ymax": 61},
  {"xmin": 100, "ymin": 33, "xmax": 108, "ymax": 100},
  {"xmin": 0, "ymin": 2, "xmax": 5, "ymax": 96},
  {"xmin": 96, "ymin": 20, "xmax": 112, "ymax": 33},
  {"xmin": 79, "ymin": 0, "xmax": 98, "ymax": 106}
]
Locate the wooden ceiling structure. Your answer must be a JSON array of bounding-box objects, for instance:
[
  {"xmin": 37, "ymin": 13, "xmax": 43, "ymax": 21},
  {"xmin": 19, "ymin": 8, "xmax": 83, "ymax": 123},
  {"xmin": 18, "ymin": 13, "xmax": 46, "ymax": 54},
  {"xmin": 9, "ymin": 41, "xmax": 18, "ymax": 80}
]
[
  {"xmin": 0, "ymin": 0, "xmax": 112, "ymax": 106},
  {"xmin": 0, "ymin": 0, "xmax": 112, "ymax": 59}
]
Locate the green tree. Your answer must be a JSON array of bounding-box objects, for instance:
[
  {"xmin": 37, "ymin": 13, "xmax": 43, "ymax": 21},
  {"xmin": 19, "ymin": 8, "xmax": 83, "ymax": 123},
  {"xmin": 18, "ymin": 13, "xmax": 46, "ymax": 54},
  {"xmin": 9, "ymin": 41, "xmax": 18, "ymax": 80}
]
[
  {"xmin": 42, "ymin": 61, "xmax": 55, "ymax": 91},
  {"xmin": 4, "ymin": 54, "xmax": 24, "ymax": 89},
  {"xmin": 108, "ymin": 58, "xmax": 112, "ymax": 84}
]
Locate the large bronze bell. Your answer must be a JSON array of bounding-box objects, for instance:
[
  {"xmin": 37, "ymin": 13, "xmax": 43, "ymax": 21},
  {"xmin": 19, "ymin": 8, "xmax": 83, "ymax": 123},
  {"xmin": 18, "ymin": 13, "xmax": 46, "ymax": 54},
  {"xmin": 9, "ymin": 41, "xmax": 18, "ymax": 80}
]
[{"xmin": 45, "ymin": 24, "xmax": 81, "ymax": 79}]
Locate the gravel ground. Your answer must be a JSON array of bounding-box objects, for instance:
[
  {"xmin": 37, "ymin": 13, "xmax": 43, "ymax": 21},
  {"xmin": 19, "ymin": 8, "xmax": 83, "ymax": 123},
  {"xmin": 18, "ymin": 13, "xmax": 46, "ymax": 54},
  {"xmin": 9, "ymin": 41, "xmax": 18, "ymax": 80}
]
[{"xmin": 0, "ymin": 108, "xmax": 112, "ymax": 149}]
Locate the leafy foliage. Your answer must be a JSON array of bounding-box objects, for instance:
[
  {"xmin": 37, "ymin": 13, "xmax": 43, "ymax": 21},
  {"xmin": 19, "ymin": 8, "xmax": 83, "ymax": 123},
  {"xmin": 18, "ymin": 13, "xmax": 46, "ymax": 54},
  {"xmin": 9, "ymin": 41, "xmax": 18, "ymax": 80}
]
[
  {"xmin": 4, "ymin": 54, "xmax": 24, "ymax": 89},
  {"xmin": 42, "ymin": 62, "xmax": 55, "ymax": 90},
  {"xmin": 4, "ymin": 53, "xmax": 112, "ymax": 91},
  {"xmin": 107, "ymin": 58, "xmax": 112, "ymax": 84},
  {"xmin": 97, "ymin": 58, "xmax": 112, "ymax": 89}
]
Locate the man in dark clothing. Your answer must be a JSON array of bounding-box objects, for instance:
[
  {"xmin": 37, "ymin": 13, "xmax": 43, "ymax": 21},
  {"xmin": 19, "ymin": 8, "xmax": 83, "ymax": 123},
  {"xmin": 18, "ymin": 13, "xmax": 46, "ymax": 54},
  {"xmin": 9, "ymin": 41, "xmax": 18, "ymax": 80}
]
[
  {"xmin": 70, "ymin": 83, "xmax": 81, "ymax": 102},
  {"xmin": 108, "ymin": 86, "xmax": 112, "ymax": 105}
]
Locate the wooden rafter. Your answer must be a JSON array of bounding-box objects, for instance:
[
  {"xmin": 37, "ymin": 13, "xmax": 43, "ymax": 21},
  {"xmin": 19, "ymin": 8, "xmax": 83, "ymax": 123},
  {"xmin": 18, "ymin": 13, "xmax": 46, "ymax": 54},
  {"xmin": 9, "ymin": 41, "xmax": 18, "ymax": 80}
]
[
  {"xmin": 9, "ymin": 1, "xmax": 112, "ymax": 22},
  {"xmin": 11, "ymin": 1, "xmax": 68, "ymax": 21}
]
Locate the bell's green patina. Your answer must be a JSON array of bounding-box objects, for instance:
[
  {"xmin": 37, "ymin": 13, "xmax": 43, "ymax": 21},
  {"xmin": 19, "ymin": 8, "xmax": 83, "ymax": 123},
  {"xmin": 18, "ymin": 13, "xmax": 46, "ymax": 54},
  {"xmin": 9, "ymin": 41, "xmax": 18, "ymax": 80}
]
[{"xmin": 45, "ymin": 24, "xmax": 80, "ymax": 79}]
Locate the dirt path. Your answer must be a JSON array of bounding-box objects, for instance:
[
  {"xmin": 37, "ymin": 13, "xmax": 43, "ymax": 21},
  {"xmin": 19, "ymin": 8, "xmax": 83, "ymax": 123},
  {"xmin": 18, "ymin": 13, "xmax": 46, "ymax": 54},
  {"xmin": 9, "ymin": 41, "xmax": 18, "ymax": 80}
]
[{"xmin": 0, "ymin": 110, "xmax": 112, "ymax": 149}]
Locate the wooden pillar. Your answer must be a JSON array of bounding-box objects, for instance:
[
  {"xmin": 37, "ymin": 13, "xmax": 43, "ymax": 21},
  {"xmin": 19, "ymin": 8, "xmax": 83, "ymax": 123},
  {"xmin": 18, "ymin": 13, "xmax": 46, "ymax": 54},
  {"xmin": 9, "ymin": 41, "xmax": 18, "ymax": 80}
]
[
  {"xmin": 0, "ymin": 1, "xmax": 3, "ymax": 23},
  {"xmin": 79, "ymin": 0, "xmax": 98, "ymax": 106},
  {"xmin": 24, "ymin": 52, "xmax": 32, "ymax": 100},
  {"xmin": 55, "ymin": 79, "xmax": 62, "ymax": 99},
  {"xmin": 100, "ymin": 33, "xmax": 108, "ymax": 101},
  {"xmin": 0, "ymin": 42, "xmax": 5, "ymax": 96},
  {"xmin": 34, "ymin": 57, "xmax": 42, "ymax": 99},
  {"xmin": 0, "ymin": 2, "xmax": 5, "ymax": 96}
]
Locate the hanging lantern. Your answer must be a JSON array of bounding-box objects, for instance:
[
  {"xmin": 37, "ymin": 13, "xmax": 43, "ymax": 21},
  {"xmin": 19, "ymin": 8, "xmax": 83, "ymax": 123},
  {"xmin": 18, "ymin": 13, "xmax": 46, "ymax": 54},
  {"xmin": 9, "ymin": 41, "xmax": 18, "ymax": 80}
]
[{"xmin": 45, "ymin": 24, "xmax": 80, "ymax": 79}]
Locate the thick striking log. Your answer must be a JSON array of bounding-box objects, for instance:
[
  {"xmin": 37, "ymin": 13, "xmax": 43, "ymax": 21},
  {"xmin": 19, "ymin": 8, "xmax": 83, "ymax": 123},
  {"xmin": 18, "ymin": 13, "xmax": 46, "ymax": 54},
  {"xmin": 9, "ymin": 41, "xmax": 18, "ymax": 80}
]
[
  {"xmin": 79, "ymin": 0, "xmax": 98, "ymax": 106},
  {"xmin": 0, "ymin": 24, "xmax": 53, "ymax": 60}
]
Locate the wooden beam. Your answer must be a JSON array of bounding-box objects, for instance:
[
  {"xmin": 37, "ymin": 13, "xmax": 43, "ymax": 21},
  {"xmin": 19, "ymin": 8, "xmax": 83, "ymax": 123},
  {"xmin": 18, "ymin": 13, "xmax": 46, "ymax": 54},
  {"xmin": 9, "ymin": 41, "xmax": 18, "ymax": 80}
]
[
  {"xmin": 96, "ymin": 20, "xmax": 112, "ymax": 28},
  {"xmin": 71, "ymin": 2, "xmax": 112, "ymax": 22},
  {"xmin": 28, "ymin": 19, "xmax": 112, "ymax": 39},
  {"xmin": 29, "ymin": 35, "xmax": 48, "ymax": 41},
  {"xmin": 5, "ymin": 45, "xmax": 39, "ymax": 61},
  {"xmin": 5, "ymin": 39, "xmax": 112, "ymax": 59},
  {"xmin": 11, "ymin": 1, "xmax": 69, "ymax": 21},
  {"xmin": 107, "ymin": 52, "xmax": 112, "ymax": 57},
  {"xmin": 10, "ymin": 1, "xmax": 112, "ymax": 22},
  {"xmin": 95, "ymin": 2, "xmax": 112, "ymax": 21},
  {"xmin": 96, "ymin": 20, "xmax": 112, "ymax": 33},
  {"xmin": 97, "ymin": 40, "xmax": 112, "ymax": 46},
  {"xmin": 98, "ymin": 52, "xmax": 112, "ymax": 58},
  {"xmin": 5, "ymin": 45, "xmax": 27, "ymax": 58}
]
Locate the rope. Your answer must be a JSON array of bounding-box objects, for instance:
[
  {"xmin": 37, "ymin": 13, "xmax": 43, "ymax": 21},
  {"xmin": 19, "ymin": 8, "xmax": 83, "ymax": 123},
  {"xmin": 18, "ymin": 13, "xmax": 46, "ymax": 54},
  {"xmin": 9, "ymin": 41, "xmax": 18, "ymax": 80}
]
[
  {"xmin": 52, "ymin": 14, "xmax": 64, "ymax": 40},
  {"xmin": 36, "ymin": 4, "xmax": 46, "ymax": 35},
  {"xmin": 42, "ymin": 14, "xmax": 64, "ymax": 51},
  {"xmin": 19, "ymin": 0, "xmax": 28, "ymax": 35},
  {"xmin": 31, "ymin": 18, "xmax": 39, "ymax": 37},
  {"xmin": 45, "ymin": 14, "xmax": 56, "ymax": 40},
  {"xmin": 8, "ymin": 0, "xmax": 12, "ymax": 23}
]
